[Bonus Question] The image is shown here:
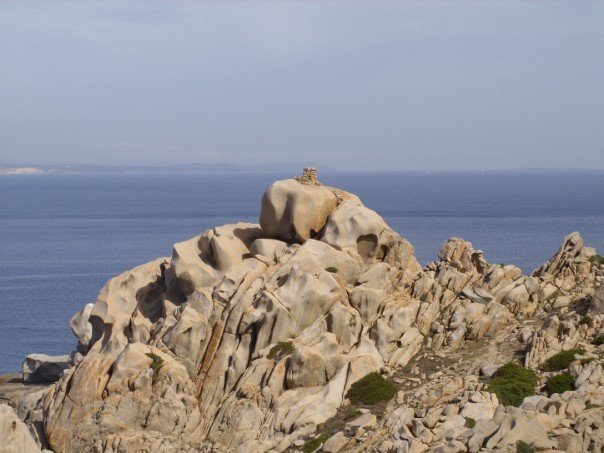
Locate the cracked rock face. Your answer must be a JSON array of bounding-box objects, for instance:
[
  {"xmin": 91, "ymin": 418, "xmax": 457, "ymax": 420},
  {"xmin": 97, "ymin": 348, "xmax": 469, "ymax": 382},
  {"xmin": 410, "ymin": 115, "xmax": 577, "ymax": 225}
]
[{"xmin": 12, "ymin": 171, "xmax": 604, "ymax": 453}]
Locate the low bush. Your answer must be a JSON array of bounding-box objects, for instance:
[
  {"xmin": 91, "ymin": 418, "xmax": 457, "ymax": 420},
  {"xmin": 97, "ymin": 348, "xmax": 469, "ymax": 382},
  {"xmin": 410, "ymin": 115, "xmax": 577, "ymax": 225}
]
[
  {"xmin": 492, "ymin": 362, "xmax": 539, "ymax": 386},
  {"xmin": 268, "ymin": 341, "xmax": 295, "ymax": 360},
  {"xmin": 539, "ymin": 349, "xmax": 585, "ymax": 372},
  {"xmin": 580, "ymin": 315, "xmax": 593, "ymax": 325},
  {"xmin": 343, "ymin": 409, "xmax": 363, "ymax": 422},
  {"xmin": 325, "ymin": 266, "xmax": 338, "ymax": 273},
  {"xmin": 588, "ymin": 254, "xmax": 604, "ymax": 265},
  {"xmin": 302, "ymin": 434, "xmax": 330, "ymax": 453},
  {"xmin": 486, "ymin": 362, "xmax": 538, "ymax": 407},
  {"xmin": 400, "ymin": 364, "xmax": 412, "ymax": 373},
  {"xmin": 465, "ymin": 417, "xmax": 476, "ymax": 428},
  {"xmin": 544, "ymin": 374, "xmax": 574, "ymax": 396},
  {"xmin": 145, "ymin": 352, "xmax": 164, "ymax": 383},
  {"xmin": 593, "ymin": 335, "xmax": 604, "ymax": 346},
  {"xmin": 516, "ymin": 440, "xmax": 535, "ymax": 453},
  {"xmin": 346, "ymin": 372, "xmax": 397, "ymax": 405}
]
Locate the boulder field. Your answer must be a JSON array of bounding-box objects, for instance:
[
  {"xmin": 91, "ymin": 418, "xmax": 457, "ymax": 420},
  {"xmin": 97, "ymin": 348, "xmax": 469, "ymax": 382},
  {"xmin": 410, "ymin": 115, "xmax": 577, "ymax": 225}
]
[{"xmin": 2, "ymin": 169, "xmax": 603, "ymax": 452}]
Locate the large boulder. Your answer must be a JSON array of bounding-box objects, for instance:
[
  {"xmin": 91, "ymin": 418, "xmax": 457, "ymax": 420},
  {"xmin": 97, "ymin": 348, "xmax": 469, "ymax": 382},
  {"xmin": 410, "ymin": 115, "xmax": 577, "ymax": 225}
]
[
  {"xmin": 322, "ymin": 201, "xmax": 421, "ymax": 285},
  {"xmin": 259, "ymin": 168, "xmax": 359, "ymax": 242},
  {"xmin": 22, "ymin": 354, "xmax": 69, "ymax": 383},
  {"xmin": 166, "ymin": 223, "xmax": 262, "ymax": 299},
  {"xmin": 88, "ymin": 257, "xmax": 169, "ymax": 352}
]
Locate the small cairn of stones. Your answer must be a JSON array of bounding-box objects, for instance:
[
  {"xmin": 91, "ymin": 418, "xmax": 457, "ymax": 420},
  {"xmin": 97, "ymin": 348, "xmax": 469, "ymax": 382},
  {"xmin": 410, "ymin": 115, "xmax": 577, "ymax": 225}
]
[{"xmin": 295, "ymin": 167, "xmax": 321, "ymax": 185}]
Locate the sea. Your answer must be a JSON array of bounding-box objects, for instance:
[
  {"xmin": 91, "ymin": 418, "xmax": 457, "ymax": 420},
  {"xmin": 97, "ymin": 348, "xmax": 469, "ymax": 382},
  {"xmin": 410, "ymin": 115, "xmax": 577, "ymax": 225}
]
[{"xmin": 1, "ymin": 171, "xmax": 603, "ymax": 373}]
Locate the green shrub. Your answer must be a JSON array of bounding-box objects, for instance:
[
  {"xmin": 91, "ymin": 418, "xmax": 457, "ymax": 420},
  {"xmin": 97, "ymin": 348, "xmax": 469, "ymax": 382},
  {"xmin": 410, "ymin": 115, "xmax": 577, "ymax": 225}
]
[
  {"xmin": 487, "ymin": 379, "xmax": 534, "ymax": 407},
  {"xmin": 346, "ymin": 372, "xmax": 397, "ymax": 405},
  {"xmin": 486, "ymin": 362, "xmax": 538, "ymax": 407},
  {"xmin": 268, "ymin": 341, "xmax": 295, "ymax": 360},
  {"xmin": 581, "ymin": 357, "xmax": 594, "ymax": 365},
  {"xmin": 593, "ymin": 335, "xmax": 604, "ymax": 346},
  {"xmin": 400, "ymin": 364, "xmax": 412, "ymax": 373},
  {"xmin": 539, "ymin": 349, "xmax": 585, "ymax": 372},
  {"xmin": 516, "ymin": 440, "xmax": 535, "ymax": 453},
  {"xmin": 588, "ymin": 254, "xmax": 604, "ymax": 265},
  {"xmin": 325, "ymin": 266, "xmax": 338, "ymax": 273},
  {"xmin": 493, "ymin": 362, "xmax": 539, "ymax": 386},
  {"xmin": 145, "ymin": 352, "xmax": 164, "ymax": 383},
  {"xmin": 343, "ymin": 409, "xmax": 363, "ymax": 421},
  {"xmin": 465, "ymin": 417, "xmax": 476, "ymax": 428},
  {"xmin": 580, "ymin": 315, "xmax": 593, "ymax": 325},
  {"xmin": 544, "ymin": 374, "xmax": 574, "ymax": 396},
  {"xmin": 302, "ymin": 434, "xmax": 330, "ymax": 453}
]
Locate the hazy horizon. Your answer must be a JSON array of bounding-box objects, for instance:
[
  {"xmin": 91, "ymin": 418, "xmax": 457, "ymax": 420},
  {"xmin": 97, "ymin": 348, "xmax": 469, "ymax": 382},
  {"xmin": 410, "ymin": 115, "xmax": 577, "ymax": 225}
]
[
  {"xmin": 2, "ymin": 162, "xmax": 604, "ymax": 174},
  {"xmin": 1, "ymin": 1, "xmax": 603, "ymax": 171}
]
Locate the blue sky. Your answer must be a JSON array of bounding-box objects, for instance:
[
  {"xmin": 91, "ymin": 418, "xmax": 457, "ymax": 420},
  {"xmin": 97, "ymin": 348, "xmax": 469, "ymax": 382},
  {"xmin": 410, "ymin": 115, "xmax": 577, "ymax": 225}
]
[{"xmin": 1, "ymin": 1, "xmax": 603, "ymax": 170}]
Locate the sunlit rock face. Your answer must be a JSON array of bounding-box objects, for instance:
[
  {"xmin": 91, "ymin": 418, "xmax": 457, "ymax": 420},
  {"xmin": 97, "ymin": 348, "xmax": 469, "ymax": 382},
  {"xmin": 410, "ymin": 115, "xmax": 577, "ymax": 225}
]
[
  {"xmin": 259, "ymin": 168, "xmax": 361, "ymax": 243},
  {"xmin": 0, "ymin": 404, "xmax": 41, "ymax": 453},
  {"xmin": 14, "ymin": 169, "xmax": 603, "ymax": 453}
]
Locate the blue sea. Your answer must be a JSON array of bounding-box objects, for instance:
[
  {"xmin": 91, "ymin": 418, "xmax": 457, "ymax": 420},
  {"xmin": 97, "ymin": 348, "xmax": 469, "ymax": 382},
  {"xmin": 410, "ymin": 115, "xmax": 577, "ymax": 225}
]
[{"xmin": 1, "ymin": 171, "xmax": 603, "ymax": 373}]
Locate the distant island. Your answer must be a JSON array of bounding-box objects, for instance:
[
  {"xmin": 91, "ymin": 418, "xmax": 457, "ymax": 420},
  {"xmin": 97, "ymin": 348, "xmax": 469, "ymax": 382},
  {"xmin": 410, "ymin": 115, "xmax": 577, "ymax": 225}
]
[
  {"xmin": 2, "ymin": 164, "xmax": 602, "ymax": 176},
  {"xmin": 0, "ymin": 162, "xmax": 333, "ymax": 175}
]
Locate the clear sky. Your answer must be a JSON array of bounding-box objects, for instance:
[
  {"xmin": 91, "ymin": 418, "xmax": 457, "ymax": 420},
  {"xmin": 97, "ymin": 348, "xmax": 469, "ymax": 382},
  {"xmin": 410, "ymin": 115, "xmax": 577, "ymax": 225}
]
[{"xmin": 1, "ymin": 1, "xmax": 603, "ymax": 171}]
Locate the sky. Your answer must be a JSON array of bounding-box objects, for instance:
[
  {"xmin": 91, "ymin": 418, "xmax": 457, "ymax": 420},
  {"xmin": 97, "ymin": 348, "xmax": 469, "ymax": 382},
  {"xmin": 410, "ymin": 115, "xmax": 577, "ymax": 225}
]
[{"xmin": 0, "ymin": 1, "xmax": 603, "ymax": 171}]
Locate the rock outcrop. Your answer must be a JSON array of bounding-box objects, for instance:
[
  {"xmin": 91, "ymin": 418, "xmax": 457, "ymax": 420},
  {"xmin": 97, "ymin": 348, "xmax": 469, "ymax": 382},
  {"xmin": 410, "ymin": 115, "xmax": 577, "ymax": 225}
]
[
  {"xmin": 0, "ymin": 404, "xmax": 42, "ymax": 453},
  {"xmin": 22, "ymin": 354, "xmax": 70, "ymax": 384},
  {"xmin": 260, "ymin": 168, "xmax": 360, "ymax": 242},
  {"xmin": 6, "ymin": 169, "xmax": 603, "ymax": 453}
]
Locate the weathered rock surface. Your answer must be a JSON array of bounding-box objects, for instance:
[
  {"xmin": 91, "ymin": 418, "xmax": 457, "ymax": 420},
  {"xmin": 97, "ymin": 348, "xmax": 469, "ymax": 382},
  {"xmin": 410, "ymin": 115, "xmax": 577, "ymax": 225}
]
[
  {"xmin": 590, "ymin": 287, "xmax": 604, "ymax": 314},
  {"xmin": 260, "ymin": 168, "xmax": 360, "ymax": 242},
  {"xmin": 7, "ymin": 169, "xmax": 603, "ymax": 453},
  {"xmin": 0, "ymin": 403, "xmax": 42, "ymax": 452},
  {"xmin": 0, "ymin": 373, "xmax": 50, "ymax": 408},
  {"xmin": 22, "ymin": 354, "xmax": 70, "ymax": 384}
]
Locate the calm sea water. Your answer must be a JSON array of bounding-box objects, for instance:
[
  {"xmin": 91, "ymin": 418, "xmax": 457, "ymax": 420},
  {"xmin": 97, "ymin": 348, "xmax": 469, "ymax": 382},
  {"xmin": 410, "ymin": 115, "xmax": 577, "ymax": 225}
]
[{"xmin": 1, "ymin": 171, "xmax": 603, "ymax": 373}]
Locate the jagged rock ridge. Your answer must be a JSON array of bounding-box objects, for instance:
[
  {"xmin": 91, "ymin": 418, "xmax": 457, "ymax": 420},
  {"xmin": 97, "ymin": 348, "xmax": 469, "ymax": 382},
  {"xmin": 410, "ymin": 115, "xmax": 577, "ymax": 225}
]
[{"xmin": 5, "ymin": 169, "xmax": 604, "ymax": 453}]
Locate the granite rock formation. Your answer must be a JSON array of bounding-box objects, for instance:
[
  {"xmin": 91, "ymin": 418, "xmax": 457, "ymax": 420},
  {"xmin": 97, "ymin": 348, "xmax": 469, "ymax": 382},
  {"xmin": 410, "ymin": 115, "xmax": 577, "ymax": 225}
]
[{"xmin": 3, "ymin": 169, "xmax": 602, "ymax": 453}]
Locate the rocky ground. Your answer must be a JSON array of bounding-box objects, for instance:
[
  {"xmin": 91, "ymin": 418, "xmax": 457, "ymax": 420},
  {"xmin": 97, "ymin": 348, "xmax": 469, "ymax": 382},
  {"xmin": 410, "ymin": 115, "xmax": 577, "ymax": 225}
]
[{"xmin": 1, "ymin": 168, "xmax": 603, "ymax": 453}]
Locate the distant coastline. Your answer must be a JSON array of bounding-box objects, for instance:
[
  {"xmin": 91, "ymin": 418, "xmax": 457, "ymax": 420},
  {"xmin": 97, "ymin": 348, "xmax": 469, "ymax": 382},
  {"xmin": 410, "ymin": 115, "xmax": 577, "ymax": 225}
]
[
  {"xmin": 1, "ymin": 163, "xmax": 603, "ymax": 176},
  {"xmin": 0, "ymin": 162, "xmax": 332, "ymax": 175},
  {"xmin": 0, "ymin": 166, "xmax": 46, "ymax": 175}
]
